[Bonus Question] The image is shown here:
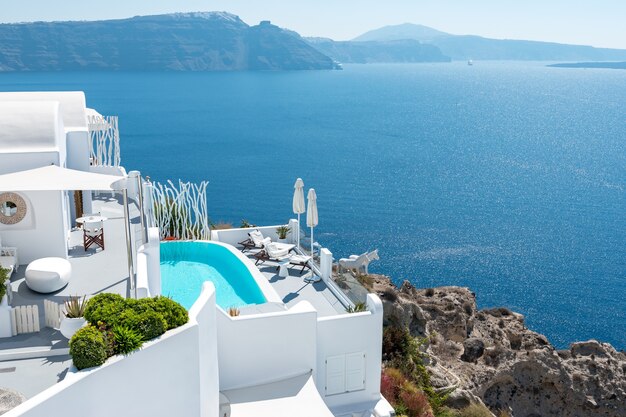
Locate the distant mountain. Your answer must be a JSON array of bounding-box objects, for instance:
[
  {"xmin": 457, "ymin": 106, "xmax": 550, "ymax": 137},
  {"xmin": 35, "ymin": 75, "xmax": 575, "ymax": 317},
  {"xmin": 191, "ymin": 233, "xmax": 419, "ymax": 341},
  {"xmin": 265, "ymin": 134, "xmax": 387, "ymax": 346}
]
[
  {"xmin": 306, "ymin": 38, "xmax": 450, "ymax": 64},
  {"xmin": 354, "ymin": 23, "xmax": 448, "ymax": 43},
  {"xmin": 352, "ymin": 23, "xmax": 626, "ymax": 61},
  {"xmin": 548, "ymin": 61, "xmax": 626, "ymax": 70},
  {"xmin": 0, "ymin": 12, "xmax": 340, "ymax": 71}
]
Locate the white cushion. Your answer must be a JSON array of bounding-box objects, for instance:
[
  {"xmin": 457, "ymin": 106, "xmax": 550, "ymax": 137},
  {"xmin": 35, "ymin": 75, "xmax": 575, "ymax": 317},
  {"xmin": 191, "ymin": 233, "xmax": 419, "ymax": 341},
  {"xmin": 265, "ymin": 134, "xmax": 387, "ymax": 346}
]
[
  {"xmin": 266, "ymin": 243, "xmax": 290, "ymax": 259},
  {"xmin": 249, "ymin": 230, "xmax": 270, "ymax": 247}
]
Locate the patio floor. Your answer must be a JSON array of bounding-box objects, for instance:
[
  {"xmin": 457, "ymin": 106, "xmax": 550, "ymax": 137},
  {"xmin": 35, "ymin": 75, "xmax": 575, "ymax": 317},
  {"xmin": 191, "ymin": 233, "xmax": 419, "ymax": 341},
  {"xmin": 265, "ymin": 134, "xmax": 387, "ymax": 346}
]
[
  {"xmin": 0, "ymin": 193, "xmax": 142, "ymax": 403},
  {"xmin": 247, "ymin": 254, "xmax": 348, "ymax": 317}
]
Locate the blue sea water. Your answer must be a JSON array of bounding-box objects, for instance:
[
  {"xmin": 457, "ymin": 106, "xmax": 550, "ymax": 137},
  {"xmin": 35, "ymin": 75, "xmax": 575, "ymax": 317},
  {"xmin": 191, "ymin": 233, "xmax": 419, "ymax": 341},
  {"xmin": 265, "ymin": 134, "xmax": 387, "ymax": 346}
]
[{"xmin": 1, "ymin": 62, "xmax": 624, "ymax": 348}]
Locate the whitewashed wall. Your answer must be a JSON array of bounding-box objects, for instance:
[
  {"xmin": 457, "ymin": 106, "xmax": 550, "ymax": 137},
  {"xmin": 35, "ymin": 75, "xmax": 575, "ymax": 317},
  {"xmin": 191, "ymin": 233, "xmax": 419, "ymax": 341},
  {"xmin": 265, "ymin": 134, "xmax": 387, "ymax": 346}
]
[
  {"xmin": 0, "ymin": 191, "xmax": 67, "ymax": 264},
  {"xmin": 316, "ymin": 294, "xmax": 384, "ymax": 410},
  {"xmin": 210, "ymin": 224, "xmax": 291, "ymax": 247},
  {"xmin": 136, "ymin": 227, "xmax": 161, "ymax": 298},
  {"xmin": 65, "ymin": 130, "xmax": 93, "ymax": 217},
  {"xmin": 6, "ymin": 283, "xmax": 219, "ymax": 417},
  {"xmin": 216, "ymin": 301, "xmax": 317, "ymax": 390}
]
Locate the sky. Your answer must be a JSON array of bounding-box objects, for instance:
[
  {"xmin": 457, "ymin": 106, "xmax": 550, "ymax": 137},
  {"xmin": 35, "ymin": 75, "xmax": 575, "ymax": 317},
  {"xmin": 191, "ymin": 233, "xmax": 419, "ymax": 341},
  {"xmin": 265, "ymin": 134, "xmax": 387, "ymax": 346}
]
[{"xmin": 2, "ymin": 0, "xmax": 625, "ymax": 49}]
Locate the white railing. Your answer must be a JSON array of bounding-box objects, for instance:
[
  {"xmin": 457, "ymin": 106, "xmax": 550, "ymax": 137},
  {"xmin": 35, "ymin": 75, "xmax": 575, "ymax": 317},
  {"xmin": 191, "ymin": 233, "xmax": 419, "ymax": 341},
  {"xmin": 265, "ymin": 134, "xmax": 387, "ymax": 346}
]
[
  {"xmin": 149, "ymin": 180, "xmax": 210, "ymax": 241},
  {"xmin": 88, "ymin": 115, "xmax": 121, "ymax": 167}
]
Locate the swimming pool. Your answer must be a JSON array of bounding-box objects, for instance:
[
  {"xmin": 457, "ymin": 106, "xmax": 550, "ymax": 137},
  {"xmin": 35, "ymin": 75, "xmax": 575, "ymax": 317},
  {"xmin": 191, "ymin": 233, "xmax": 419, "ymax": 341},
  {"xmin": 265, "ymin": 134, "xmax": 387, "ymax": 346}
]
[{"xmin": 160, "ymin": 241, "xmax": 268, "ymax": 310}]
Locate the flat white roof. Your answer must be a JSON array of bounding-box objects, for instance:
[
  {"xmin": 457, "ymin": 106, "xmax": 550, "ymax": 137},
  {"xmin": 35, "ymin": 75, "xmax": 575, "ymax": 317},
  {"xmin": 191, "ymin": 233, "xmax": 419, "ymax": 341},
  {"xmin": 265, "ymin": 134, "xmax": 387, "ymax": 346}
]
[
  {"xmin": 223, "ymin": 373, "xmax": 335, "ymax": 417},
  {"xmin": 0, "ymin": 165, "xmax": 125, "ymax": 191},
  {"xmin": 0, "ymin": 91, "xmax": 88, "ymax": 130},
  {"xmin": 0, "ymin": 101, "xmax": 64, "ymax": 154}
]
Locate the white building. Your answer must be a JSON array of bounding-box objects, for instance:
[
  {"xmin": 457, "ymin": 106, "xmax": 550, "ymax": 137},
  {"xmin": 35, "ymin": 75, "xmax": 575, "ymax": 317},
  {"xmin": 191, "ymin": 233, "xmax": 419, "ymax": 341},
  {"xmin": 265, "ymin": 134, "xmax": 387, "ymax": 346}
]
[{"xmin": 0, "ymin": 92, "xmax": 393, "ymax": 417}]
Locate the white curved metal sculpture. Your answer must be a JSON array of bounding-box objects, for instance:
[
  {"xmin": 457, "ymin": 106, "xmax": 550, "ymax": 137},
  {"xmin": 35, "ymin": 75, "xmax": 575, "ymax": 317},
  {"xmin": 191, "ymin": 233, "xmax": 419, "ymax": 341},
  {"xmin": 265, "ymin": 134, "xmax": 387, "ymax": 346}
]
[
  {"xmin": 150, "ymin": 180, "xmax": 210, "ymax": 241},
  {"xmin": 88, "ymin": 114, "xmax": 121, "ymax": 167}
]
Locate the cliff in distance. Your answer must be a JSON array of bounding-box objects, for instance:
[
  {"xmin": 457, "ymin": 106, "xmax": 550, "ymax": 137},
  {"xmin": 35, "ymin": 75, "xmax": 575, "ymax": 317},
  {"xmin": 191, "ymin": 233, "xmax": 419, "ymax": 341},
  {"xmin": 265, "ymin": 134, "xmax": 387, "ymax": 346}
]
[
  {"xmin": 0, "ymin": 12, "xmax": 340, "ymax": 71},
  {"xmin": 306, "ymin": 37, "xmax": 451, "ymax": 63},
  {"xmin": 372, "ymin": 275, "xmax": 625, "ymax": 417}
]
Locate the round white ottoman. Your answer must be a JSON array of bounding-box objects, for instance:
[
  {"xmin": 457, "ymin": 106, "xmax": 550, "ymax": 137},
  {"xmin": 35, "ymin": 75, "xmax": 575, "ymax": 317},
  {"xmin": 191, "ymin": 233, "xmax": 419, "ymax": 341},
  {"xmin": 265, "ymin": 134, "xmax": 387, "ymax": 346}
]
[{"xmin": 25, "ymin": 257, "xmax": 71, "ymax": 293}]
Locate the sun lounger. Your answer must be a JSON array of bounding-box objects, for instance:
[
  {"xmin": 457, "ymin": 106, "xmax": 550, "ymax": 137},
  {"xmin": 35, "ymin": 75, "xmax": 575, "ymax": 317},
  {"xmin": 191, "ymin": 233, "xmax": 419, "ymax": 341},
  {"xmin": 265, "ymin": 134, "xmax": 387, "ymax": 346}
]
[
  {"xmin": 254, "ymin": 242, "xmax": 296, "ymax": 267},
  {"xmin": 238, "ymin": 229, "xmax": 271, "ymax": 252}
]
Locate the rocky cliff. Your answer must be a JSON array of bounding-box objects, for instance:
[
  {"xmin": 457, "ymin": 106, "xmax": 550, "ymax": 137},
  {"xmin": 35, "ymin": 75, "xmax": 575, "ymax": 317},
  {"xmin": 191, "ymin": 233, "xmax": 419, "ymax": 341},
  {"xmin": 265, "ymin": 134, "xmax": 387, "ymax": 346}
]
[
  {"xmin": 0, "ymin": 12, "xmax": 340, "ymax": 71},
  {"xmin": 372, "ymin": 275, "xmax": 626, "ymax": 417},
  {"xmin": 306, "ymin": 38, "xmax": 450, "ymax": 63}
]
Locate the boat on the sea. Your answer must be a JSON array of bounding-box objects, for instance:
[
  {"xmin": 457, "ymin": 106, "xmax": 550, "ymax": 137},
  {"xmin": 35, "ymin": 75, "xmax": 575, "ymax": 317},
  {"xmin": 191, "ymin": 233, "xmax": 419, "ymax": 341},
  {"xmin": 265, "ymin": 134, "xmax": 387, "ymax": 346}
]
[{"xmin": 468, "ymin": 59, "xmax": 474, "ymax": 66}]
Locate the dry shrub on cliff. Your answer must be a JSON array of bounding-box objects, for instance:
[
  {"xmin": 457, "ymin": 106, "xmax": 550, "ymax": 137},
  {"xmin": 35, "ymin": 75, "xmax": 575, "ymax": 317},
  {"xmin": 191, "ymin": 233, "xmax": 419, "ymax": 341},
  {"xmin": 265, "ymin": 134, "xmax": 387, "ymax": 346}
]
[
  {"xmin": 425, "ymin": 288, "xmax": 435, "ymax": 297},
  {"xmin": 382, "ymin": 326, "xmax": 452, "ymax": 416},
  {"xmin": 381, "ymin": 368, "xmax": 434, "ymax": 417},
  {"xmin": 356, "ymin": 274, "xmax": 374, "ymax": 291},
  {"xmin": 400, "ymin": 388, "xmax": 434, "ymax": 417},
  {"xmin": 457, "ymin": 403, "xmax": 493, "ymax": 417}
]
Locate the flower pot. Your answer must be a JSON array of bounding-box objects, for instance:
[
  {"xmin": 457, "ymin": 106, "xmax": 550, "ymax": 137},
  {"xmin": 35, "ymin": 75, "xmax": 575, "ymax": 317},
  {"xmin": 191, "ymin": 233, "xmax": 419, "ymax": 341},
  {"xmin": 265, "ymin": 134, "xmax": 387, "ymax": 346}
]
[
  {"xmin": 60, "ymin": 317, "xmax": 87, "ymax": 339},
  {"xmin": 277, "ymin": 238, "xmax": 288, "ymax": 243}
]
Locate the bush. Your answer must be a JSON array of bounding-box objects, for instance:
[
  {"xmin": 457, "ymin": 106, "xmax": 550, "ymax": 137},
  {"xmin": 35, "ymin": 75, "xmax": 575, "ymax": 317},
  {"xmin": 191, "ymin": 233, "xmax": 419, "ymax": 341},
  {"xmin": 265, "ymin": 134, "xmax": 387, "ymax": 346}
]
[
  {"xmin": 0, "ymin": 267, "xmax": 8, "ymax": 300},
  {"xmin": 70, "ymin": 293, "xmax": 188, "ymax": 370},
  {"xmin": 113, "ymin": 326, "xmax": 144, "ymax": 355},
  {"xmin": 424, "ymin": 288, "xmax": 435, "ymax": 297},
  {"xmin": 458, "ymin": 404, "xmax": 493, "ymax": 417},
  {"xmin": 147, "ymin": 296, "xmax": 188, "ymax": 329},
  {"xmin": 69, "ymin": 326, "xmax": 108, "ymax": 370},
  {"xmin": 123, "ymin": 310, "xmax": 167, "ymax": 340},
  {"xmin": 400, "ymin": 388, "xmax": 433, "ymax": 417},
  {"xmin": 84, "ymin": 293, "xmax": 126, "ymax": 325}
]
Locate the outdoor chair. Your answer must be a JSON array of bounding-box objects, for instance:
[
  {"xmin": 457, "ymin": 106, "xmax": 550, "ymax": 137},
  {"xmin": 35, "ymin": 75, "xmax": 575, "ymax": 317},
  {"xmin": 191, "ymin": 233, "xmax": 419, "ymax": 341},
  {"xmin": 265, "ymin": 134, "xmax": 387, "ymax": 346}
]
[
  {"xmin": 254, "ymin": 242, "xmax": 296, "ymax": 267},
  {"xmin": 289, "ymin": 254, "xmax": 312, "ymax": 275},
  {"xmin": 238, "ymin": 229, "xmax": 271, "ymax": 252},
  {"xmin": 83, "ymin": 220, "xmax": 105, "ymax": 251}
]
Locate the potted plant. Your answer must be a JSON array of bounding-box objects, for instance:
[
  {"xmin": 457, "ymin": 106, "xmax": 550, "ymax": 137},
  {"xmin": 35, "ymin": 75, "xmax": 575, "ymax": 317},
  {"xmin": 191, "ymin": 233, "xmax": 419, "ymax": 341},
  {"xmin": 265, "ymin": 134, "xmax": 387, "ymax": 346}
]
[
  {"xmin": 0, "ymin": 267, "xmax": 8, "ymax": 306},
  {"xmin": 60, "ymin": 295, "xmax": 88, "ymax": 339},
  {"xmin": 276, "ymin": 225, "xmax": 291, "ymax": 243}
]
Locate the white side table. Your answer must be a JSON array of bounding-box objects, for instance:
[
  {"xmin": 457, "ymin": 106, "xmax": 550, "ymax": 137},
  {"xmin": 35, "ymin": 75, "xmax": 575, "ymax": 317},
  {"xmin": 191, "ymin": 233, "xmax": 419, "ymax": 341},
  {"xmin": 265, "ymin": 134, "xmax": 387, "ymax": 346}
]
[{"xmin": 278, "ymin": 260, "xmax": 289, "ymax": 278}]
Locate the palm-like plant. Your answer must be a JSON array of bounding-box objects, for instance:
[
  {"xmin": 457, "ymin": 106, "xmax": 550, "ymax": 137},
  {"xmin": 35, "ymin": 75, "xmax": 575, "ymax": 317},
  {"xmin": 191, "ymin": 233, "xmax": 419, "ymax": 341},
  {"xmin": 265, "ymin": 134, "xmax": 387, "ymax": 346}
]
[{"xmin": 64, "ymin": 295, "xmax": 87, "ymax": 318}]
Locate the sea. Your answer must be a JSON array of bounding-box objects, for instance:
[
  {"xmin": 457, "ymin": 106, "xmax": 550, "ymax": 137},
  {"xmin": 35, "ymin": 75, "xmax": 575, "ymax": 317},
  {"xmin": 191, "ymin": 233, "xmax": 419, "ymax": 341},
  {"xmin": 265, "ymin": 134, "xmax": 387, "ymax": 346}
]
[{"xmin": 1, "ymin": 62, "xmax": 624, "ymax": 349}]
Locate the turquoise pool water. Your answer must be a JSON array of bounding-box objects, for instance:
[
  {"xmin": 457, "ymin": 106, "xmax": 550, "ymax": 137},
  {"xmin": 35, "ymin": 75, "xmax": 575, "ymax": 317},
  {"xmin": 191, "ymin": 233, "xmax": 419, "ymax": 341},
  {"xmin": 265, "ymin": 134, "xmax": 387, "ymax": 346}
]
[{"xmin": 160, "ymin": 241, "xmax": 267, "ymax": 310}]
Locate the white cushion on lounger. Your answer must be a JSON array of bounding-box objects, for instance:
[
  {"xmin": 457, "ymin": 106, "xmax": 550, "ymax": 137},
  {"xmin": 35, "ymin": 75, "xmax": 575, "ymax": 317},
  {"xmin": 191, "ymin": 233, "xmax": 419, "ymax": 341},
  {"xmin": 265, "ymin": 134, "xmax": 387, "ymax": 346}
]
[
  {"xmin": 249, "ymin": 230, "xmax": 271, "ymax": 247},
  {"xmin": 265, "ymin": 243, "xmax": 292, "ymax": 260}
]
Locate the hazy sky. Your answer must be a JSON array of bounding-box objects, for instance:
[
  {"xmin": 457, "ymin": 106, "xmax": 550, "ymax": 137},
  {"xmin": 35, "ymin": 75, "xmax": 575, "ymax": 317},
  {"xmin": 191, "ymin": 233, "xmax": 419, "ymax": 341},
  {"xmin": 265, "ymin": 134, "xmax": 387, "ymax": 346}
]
[{"xmin": 2, "ymin": 0, "xmax": 625, "ymax": 49}]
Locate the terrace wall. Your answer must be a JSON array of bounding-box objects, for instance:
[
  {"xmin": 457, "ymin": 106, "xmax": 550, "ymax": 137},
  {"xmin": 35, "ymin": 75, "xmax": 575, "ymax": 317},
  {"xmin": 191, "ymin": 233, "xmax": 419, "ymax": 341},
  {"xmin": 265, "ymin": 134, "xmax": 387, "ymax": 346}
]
[
  {"xmin": 210, "ymin": 224, "xmax": 291, "ymax": 246},
  {"xmin": 216, "ymin": 300, "xmax": 318, "ymax": 390},
  {"xmin": 316, "ymin": 294, "xmax": 384, "ymax": 410},
  {"xmin": 5, "ymin": 283, "xmax": 219, "ymax": 417}
]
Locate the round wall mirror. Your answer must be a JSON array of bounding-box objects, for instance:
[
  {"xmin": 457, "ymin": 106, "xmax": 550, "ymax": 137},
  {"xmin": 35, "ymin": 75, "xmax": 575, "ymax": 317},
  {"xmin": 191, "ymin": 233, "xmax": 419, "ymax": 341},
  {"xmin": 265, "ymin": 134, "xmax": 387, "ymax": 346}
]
[{"xmin": 0, "ymin": 193, "xmax": 27, "ymax": 225}]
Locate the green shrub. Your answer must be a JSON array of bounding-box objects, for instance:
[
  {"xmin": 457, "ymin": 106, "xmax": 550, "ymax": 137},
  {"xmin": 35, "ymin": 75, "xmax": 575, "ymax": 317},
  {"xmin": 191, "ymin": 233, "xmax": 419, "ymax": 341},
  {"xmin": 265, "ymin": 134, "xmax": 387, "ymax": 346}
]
[
  {"xmin": 123, "ymin": 310, "xmax": 167, "ymax": 340},
  {"xmin": 0, "ymin": 267, "xmax": 8, "ymax": 300},
  {"xmin": 148, "ymin": 296, "xmax": 188, "ymax": 329},
  {"xmin": 69, "ymin": 326, "xmax": 108, "ymax": 370},
  {"xmin": 71, "ymin": 293, "xmax": 187, "ymax": 370},
  {"xmin": 112, "ymin": 326, "xmax": 144, "ymax": 355},
  {"xmin": 84, "ymin": 293, "xmax": 126, "ymax": 325},
  {"xmin": 346, "ymin": 302, "xmax": 367, "ymax": 313},
  {"xmin": 458, "ymin": 404, "xmax": 493, "ymax": 417}
]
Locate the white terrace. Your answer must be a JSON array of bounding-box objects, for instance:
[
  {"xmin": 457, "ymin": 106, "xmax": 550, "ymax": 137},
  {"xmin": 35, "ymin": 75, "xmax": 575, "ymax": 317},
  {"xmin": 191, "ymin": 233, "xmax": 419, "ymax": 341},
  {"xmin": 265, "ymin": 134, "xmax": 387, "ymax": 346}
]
[{"xmin": 0, "ymin": 92, "xmax": 392, "ymax": 417}]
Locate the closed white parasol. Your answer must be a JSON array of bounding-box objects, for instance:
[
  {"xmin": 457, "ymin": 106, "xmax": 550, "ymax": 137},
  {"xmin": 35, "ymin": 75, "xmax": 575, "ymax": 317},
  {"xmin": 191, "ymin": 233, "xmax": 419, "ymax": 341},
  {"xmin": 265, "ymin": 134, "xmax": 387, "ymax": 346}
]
[
  {"xmin": 292, "ymin": 178, "xmax": 305, "ymax": 248},
  {"xmin": 306, "ymin": 188, "xmax": 318, "ymax": 256}
]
